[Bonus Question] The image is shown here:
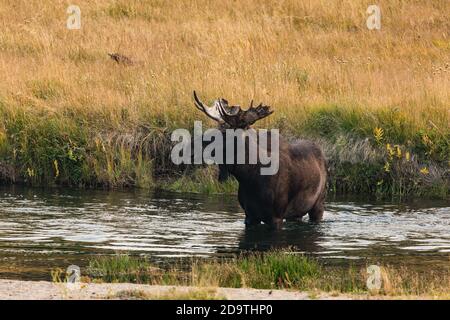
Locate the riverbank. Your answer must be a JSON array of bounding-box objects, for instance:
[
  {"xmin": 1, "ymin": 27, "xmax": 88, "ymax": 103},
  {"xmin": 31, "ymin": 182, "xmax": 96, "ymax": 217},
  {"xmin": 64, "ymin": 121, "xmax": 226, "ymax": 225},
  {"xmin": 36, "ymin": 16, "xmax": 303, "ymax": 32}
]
[
  {"xmin": 45, "ymin": 252, "xmax": 447, "ymax": 299},
  {"xmin": 1, "ymin": 280, "xmax": 448, "ymax": 300},
  {"xmin": 0, "ymin": 1, "xmax": 448, "ymax": 199}
]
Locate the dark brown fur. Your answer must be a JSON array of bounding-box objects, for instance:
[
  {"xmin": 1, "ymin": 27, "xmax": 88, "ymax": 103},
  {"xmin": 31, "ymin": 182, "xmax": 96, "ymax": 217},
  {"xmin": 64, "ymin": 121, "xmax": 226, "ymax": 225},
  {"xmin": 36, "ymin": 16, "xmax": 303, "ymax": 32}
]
[
  {"xmin": 194, "ymin": 92, "xmax": 327, "ymax": 228},
  {"xmin": 221, "ymin": 135, "xmax": 327, "ymax": 228}
]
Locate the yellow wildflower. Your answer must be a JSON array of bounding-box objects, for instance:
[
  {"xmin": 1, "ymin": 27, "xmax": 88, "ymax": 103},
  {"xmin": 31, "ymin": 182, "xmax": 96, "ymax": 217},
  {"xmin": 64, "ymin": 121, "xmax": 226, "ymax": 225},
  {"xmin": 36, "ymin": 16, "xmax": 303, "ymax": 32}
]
[
  {"xmin": 422, "ymin": 134, "xmax": 432, "ymax": 146},
  {"xmin": 373, "ymin": 127, "xmax": 384, "ymax": 143},
  {"xmin": 27, "ymin": 168, "xmax": 35, "ymax": 177},
  {"xmin": 386, "ymin": 144, "xmax": 395, "ymax": 158},
  {"xmin": 53, "ymin": 160, "xmax": 60, "ymax": 178}
]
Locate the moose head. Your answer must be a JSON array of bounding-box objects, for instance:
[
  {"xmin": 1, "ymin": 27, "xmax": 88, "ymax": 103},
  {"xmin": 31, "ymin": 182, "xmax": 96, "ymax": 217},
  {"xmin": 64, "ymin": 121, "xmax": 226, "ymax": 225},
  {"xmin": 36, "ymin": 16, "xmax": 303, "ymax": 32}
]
[
  {"xmin": 193, "ymin": 91, "xmax": 273, "ymax": 129},
  {"xmin": 193, "ymin": 91, "xmax": 276, "ymax": 181}
]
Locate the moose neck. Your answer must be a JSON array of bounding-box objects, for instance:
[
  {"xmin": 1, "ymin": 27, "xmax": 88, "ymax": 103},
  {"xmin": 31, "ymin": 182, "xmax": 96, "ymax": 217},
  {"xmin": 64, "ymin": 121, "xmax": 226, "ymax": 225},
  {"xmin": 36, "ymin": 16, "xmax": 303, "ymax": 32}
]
[
  {"xmin": 226, "ymin": 163, "xmax": 262, "ymax": 184},
  {"xmin": 220, "ymin": 128, "xmax": 281, "ymax": 182}
]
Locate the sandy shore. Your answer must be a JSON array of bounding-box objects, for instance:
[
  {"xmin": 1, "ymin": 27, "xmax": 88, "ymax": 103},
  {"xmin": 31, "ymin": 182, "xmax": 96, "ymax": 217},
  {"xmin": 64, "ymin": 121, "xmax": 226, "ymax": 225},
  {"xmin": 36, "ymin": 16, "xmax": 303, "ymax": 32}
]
[
  {"xmin": 0, "ymin": 279, "xmax": 442, "ymax": 300},
  {"xmin": 0, "ymin": 279, "xmax": 351, "ymax": 300}
]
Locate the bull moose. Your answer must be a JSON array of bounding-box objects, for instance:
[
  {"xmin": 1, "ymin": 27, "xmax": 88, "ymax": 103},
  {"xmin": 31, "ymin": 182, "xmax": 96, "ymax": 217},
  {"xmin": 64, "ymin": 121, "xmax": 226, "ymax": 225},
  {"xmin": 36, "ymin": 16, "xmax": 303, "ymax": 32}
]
[{"xmin": 193, "ymin": 91, "xmax": 327, "ymax": 228}]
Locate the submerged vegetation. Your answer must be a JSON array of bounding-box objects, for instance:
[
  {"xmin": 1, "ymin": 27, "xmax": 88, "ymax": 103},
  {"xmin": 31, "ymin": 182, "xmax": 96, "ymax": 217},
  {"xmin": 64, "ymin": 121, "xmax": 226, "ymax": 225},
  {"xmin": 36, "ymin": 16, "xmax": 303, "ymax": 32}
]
[
  {"xmin": 0, "ymin": 0, "xmax": 448, "ymax": 198},
  {"xmin": 82, "ymin": 252, "xmax": 450, "ymax": 298}
]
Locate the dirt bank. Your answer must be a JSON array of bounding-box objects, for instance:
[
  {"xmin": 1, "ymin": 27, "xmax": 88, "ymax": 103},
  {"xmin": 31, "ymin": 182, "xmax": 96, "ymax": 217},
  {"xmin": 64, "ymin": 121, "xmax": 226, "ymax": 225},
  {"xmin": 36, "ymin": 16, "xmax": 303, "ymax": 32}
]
[
  {"xmin": 0, "ymin": 279, "xmax": 333, "ymax": 300},
  {"xmin": 0, "ymin": 279, "xmax": 442, "ymax": 300}
]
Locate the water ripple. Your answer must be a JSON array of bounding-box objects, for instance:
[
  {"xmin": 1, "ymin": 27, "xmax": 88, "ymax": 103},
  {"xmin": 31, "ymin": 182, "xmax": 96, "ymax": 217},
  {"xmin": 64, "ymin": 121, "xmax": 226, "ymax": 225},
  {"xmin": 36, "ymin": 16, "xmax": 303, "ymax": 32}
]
[{"xmin": 0, "ymin": 187, "xmax": 448, "ymax": 279}]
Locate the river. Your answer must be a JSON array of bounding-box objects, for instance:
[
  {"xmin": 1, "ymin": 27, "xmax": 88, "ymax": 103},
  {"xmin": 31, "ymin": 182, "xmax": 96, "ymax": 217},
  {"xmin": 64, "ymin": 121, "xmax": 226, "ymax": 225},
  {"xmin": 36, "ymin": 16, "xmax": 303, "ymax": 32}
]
[{"xmin": 0, "ymin": 186, "xmax": 448, "ymax": 280}]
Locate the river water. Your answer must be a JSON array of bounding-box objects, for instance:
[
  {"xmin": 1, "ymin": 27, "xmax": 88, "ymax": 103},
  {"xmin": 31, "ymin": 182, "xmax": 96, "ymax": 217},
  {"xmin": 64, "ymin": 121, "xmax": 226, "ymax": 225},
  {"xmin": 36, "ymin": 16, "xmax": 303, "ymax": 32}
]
[{"xmin": 0, "ymin": 186, "xmax": 448, "ymax": 280}]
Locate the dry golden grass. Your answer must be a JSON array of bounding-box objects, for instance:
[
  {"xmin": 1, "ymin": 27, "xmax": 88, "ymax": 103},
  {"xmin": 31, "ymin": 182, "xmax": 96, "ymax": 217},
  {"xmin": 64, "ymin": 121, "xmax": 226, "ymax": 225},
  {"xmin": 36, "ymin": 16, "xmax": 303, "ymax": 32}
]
[
  {"xmin": 0, "ymin": 0, "xmax": 448, "ymax": 126},
  {"xmin": 0, "ymin": 0, "xmax": 448, "ymax": 192},
  {"xmin": 110, "ymin": 288, "xmax": 224, "ymax": 300}
]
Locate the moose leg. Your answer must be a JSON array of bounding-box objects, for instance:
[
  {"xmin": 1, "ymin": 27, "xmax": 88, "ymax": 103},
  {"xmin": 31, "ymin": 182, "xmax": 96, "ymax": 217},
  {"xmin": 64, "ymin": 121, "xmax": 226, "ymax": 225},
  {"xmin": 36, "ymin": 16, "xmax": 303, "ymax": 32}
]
[
  {"xmin": 308, "ymin": 187, "xmax": 326, "ymax": 222},
  {"xmin": 238, "ymin": 186, "xmax": 261, "ymax": 227},
  {"xmin": 308, "ymin": 201, "xmax": 324, "ymax": 222},
  {"xmin": 244, "ymin": 206, "xmax": 262, "ymax": 227},
  {"xmin": 286, "ymin": 215, "xmax": 305, "ymax": 222},
  {"xmin": 269, "ymin": 217, "xmax": 283, "ymax": 230},
  {"xmin": 245, "ymin": 215, "xmax": 261, "ymax": 227},
  {"xmin": 268, "ymin": 194, "xmax": 288, "ymax": 229}
]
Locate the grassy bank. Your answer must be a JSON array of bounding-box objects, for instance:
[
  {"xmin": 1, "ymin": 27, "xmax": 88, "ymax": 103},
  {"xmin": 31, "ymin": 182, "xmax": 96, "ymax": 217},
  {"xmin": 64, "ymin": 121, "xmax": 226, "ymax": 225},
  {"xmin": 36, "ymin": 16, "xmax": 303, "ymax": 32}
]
[
  {"xmin": 0, "ymin": 0, "xmax": 448, "ymax": 198},
  {"xmin": 66, "ymin": 252, "xmax": 450, "ymax": 298}
]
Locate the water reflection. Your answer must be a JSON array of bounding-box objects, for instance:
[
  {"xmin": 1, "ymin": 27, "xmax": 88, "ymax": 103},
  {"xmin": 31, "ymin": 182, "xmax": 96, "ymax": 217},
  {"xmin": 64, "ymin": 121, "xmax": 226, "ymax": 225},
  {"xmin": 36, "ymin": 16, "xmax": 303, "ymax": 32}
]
[{"xmin": 238, "ymin": 222, "xmax": 322, "ymax": 254}]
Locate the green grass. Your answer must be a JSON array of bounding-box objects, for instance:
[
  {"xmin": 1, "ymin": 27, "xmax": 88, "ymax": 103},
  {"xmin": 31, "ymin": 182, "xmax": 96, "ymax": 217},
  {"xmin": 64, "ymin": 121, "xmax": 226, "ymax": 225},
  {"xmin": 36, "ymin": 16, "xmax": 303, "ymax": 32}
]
[
  {"xmin": 83, "ymin": 251, "xmax": 450, "ymax": 297},
  {"xmin": 193, "ymin": 251, "xmax": 322, "ymax": 289},
  {"xmin": 0, "ymin": 102, "xmax": 448, "ymax": 199},
  {"xmin": 162, "ymin": 166, "xmax": 239, "ymax": 195},
  {"xmin": 87, "ymin": 255, "xmax": 177, "ymax": 284},
  {"xmin": 0, "ymin": 105, "xmax": 156, "ymax": 188},
  {"xmin": 302, "ymin": 104, "xmax": 449, "ymax": 164}
]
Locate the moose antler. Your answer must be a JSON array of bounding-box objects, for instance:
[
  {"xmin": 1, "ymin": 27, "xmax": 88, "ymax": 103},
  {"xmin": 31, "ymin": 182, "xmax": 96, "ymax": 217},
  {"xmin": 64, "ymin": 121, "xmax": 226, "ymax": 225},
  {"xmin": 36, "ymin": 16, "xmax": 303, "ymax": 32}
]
[
  {"xmin": 193, "ymin": 91, "xmax": 273, "ymax": 128},
  {"xmin": 193, "ymin": 91, "xmax": 225, "ymax": 122},
  {"xmin": 217, "ymin": 99, "xmax": 273, "ymax": 128}
]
